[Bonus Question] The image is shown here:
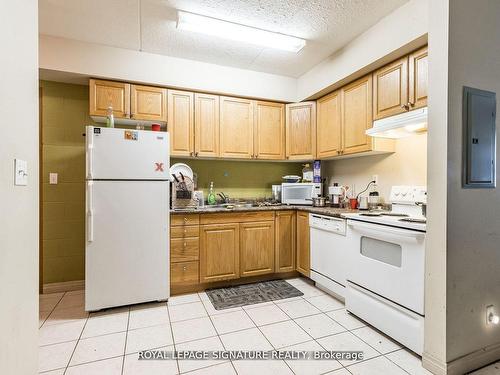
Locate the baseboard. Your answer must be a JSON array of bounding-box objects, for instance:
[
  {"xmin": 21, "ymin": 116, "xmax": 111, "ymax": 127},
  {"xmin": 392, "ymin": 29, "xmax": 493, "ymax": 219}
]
[
  {"xmin": 43, "ymin": 280, "xmax": 85, "ymax": 294},
  {"xmin": 423, "ymin": 341, "xmax": 500, "ymax": 375},
  {"xmin": 422, "ymin": 351, "xmax": 447, "ymax": 375},
  {"xmin": 447, "ymin": 342, "xmax": 500, "ymax": 375}
]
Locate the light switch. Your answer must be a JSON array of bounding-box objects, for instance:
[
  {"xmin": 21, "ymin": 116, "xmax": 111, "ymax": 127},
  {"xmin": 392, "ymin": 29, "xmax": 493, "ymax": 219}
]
[
  {"xmin": 14, "ymin": 159, "xmax": 28, "ymax": 186},
  {"xmin": 49, "ymin": 173, "xmax": 58, "ymax": 184}
]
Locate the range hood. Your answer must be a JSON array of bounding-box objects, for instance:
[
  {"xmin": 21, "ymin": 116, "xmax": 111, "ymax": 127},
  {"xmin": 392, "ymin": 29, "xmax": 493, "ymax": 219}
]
[{"xmin": 366, "ymin": 107, "xmax": 428, "ymax": 139}]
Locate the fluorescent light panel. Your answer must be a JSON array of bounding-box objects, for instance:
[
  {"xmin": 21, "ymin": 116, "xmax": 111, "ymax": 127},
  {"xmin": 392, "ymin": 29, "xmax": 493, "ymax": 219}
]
[{"xmin": 177, "ymin": 11, "xmax": 306, "ymax": 53}]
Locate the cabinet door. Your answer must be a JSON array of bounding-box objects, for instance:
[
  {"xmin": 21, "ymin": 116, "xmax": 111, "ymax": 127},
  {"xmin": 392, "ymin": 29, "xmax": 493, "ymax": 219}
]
[
  {"xmin": 275, "ymin": 211, "xmax": 296, "ymax": 273},
  {"xmin": 195, "ymin": 93, "xmax": 220, "ymax": 158},
  {"xmin": 373, "ymin": 57, "xmax": 408, "ymax": 120},
  {"xmin": 220, "ymin": 96, "xmax": 254, "ymax": 159},
  {"xmin": 285, "ymin": 102, "xmax": 316, "ymax": 160},
  {"xmin": 131, "ymin": 85, "xmax": 167, "ymax": 122},
  {"xmin": 342, "ymin": 75, "xmax": 373, "ymax": 155},
  {"xmin": 240, "ymin": 221, "xmax": 275, "ymax": 277},
  {"xmin": 408, "ymin": 46, "xmax": 428, "ymax": 110},
  {"xmin": 254, "ymin": 101, "xmax": 285, "ymax": 160},
  {"xmin": 168, "ymin": 90, "xmax": 194, "ymax": 157},
  {"xmin": 317, "ymin": 91, "xmax": 342, "ymax": 158},
  {"xmin": 200, "ymin": 223, "xmax": 239, "ymax": 283},
  {"xmin": 296, "ymin": 211, "xmax": 310, "ymax": 277},
  {"xmin": 89, "ymin": 79, "xmax": 130, "ymax": 118}
]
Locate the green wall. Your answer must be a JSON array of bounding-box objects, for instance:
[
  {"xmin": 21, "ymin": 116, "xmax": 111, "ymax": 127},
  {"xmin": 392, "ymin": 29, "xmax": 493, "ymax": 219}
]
[
  {"xmin": 41, "ymin": 80, "xmax": 94, "ymax": 284},
  {"xmin": 41, "ymin": 80, "xmax": 301, "ymax": 284},
  {"xmin": 172, "ymin": 158, "xmax": 301, "ymax": 200}
]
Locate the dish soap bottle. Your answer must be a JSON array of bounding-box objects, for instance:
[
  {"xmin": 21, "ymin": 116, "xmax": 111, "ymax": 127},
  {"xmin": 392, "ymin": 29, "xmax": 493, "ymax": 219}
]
[
  {"xmin": 207, "ymin": 182, "xmax": 217, "ymax": 205},
  {"xmin": 302, "ymin": 163, "xmax": 313, "ymax": 182},
  {"xmin": 106, "ymin": 106, "xmax": 114, "ymax": 128}
]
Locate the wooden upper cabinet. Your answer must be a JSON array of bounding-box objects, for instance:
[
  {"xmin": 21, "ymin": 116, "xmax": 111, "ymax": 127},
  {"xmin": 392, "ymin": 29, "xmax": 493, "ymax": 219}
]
[
  {"xmin": 200, "ymin": 223, "xmax": 239, "ymax": 283},
  {"xmin": 373, "ymin": 56, "xmax": 408, "ymax": 120},
  {"xmin": 254, "ymin": 101, "xmax": 285, "ymax": 160},
  {"xmin": 275, "ymin": 211, "xmax": 296, "ymax": 273},
  {"xmin": 220, "ymin": 96, "xmax": 254, "ymax": 159},
  {"xmin": 239, "ymin": 221, "xmax": 275, "ymax": 277},
  {"xmin": 316, "ymin": 91, "xmax": 342, "ymax": 158},
  {"xmin": 342, "ymin": 75, "xmax": 373, "ymax": 155},
  {"xmin": 285, "ymin": 102, "xmax": 316, "ymax": 160},
  {"xmin": 130, "ymin": 85, "xmax": 167, "ymax": 122},
  {"xmin": 168, "ymin": 90, "xmax": 194, "ymax": 157},
  {"xmin": 195, "ymin": 93, "xmax": 220, "ymax": 158},
  {"xmin": 89, "ymin": 79, "xmax": 130, "ymax": 118},
  {"xmin": 409, "ymin": 46, "xmax": 428, "ymax": 110},
  {"xmin": 296, "ymin": 211, "xmax": 310, "ymax": 277}
]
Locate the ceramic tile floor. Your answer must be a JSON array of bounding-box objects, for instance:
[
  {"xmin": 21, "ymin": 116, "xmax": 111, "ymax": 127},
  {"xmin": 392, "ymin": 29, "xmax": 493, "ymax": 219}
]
[{"xmin": 38, "ymin": 278, "xmax": 499, "ymax": 375}]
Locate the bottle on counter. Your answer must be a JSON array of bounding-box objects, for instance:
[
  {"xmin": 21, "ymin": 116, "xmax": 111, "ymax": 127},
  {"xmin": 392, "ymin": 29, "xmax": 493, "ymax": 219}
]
[
  {"xmin": 106, "ymin": 106, "xmax": 114, "ymax": 128},
  {"xmin": 302, "ymin": 163, "xmax": 313, "ymax": 182},
  {"xmin": 207, "ymin": 181, "xmax": 217, "ymax": 205}
]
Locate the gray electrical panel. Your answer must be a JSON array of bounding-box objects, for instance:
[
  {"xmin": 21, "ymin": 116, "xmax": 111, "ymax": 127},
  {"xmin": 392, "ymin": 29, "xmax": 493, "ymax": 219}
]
[{"xmin": 462, "ymin": 86, "xmax": 496, "ymax": 188}]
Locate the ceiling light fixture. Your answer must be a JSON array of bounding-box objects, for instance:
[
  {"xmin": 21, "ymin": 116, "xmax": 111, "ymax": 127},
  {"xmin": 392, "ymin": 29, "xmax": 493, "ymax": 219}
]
[{"xmin": 177, "ymin": 10, "xmax": 306, "ymax": 53}]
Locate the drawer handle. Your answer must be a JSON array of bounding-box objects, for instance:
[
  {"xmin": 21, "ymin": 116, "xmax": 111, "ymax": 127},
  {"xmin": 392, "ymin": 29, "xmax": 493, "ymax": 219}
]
[
  {"xmin": 183, "ymin": 266, "xmax": 187, "ymax": 271},
  {"xmin": 184, "ymin": 217, "xmax": 188, "ymax": 222}
]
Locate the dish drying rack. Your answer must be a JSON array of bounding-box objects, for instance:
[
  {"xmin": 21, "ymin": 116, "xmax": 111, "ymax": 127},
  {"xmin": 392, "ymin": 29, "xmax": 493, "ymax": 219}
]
[{"xmin": 171, "ymin": 174, "xmax": 197, "ymax": 210}]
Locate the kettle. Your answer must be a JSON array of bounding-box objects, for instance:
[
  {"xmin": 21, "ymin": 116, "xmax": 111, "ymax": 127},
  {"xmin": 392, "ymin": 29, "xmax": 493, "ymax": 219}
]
[{"xmin": 358, "ymin": 196, "xmax": 369, "ymax": 210}]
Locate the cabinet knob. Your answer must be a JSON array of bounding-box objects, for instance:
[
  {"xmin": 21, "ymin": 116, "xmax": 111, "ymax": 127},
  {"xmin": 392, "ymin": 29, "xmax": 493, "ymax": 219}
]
[
  {"xmin": 183, "ymin": 242, "xmax": 187, "ymax": 247},
  {"xmin": 195, "ymin": 152, "xmax": 199, "ymax": 157},
  {"xmin": 184, "ymin": 229, "xmax": 187, "ymax": 233},
  {"xmin": 182, "ymin": 266, "xmax": 187, "ymax": 271},
  {"xmin": 401, "ymin": 104, "xmax": 410, "ymax": 111},
  {"xmin": 184, "ymin": 217, "xmax": 188, "ymax": 222},
  {"xmin": 190, "ymin": 152, "xmax": 194, "ymax": 157}
]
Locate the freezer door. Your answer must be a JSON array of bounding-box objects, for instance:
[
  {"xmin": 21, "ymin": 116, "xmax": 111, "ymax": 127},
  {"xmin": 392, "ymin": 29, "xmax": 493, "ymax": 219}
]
[
  {"xmin": 85, "ymin": 180, "xmax": 169, "ymax": 311},
  {"xmin": 86, "ymin": 126, "xmax": 169, "ymax": 180}
]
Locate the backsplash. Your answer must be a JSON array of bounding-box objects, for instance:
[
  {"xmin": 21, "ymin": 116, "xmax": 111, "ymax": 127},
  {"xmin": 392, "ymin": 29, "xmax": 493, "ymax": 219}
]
[
  {"xmin": 172, "ymin": 158, "xmax": 302, "ymax": 200},
  {"xmin": 322, "ymin": 134, "xmax": 427, "ymax": 201}
]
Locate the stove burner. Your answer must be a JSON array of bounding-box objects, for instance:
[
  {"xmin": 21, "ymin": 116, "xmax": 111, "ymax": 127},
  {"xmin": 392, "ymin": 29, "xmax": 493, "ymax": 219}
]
[
  {"xmin": 399, "ymin": 218, "xmax": 426, "ymax": 224},
  {"xmin": 360, "ymin": 212, "xmax": 383, "ymax": 217},
  {"xmin": 381, "ymin": 213, "xmax": 409, "ymax": 217}
]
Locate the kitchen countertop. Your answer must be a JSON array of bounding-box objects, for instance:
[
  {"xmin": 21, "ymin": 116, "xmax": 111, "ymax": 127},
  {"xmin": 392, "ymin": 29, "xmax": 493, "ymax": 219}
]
[{"xmin": 171, "ymin": 205, "xmax": 358, "ymax": 218}]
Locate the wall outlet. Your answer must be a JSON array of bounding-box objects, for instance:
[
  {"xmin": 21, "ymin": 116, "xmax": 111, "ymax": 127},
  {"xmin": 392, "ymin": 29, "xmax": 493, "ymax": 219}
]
[
  {"xmin": 14, "ymin": 159, "xmax": 28, "ymax": 186},
  {"xmin": 372, "ymin": 174, "xmax": 379, "ymax": 185},
  {"xmin": 487, "ymin": 305, "xmax": 499, "ymax": 325},
  {"xmin": 49, "ymin": 173, "xmax": 58, "ymax": 184}
]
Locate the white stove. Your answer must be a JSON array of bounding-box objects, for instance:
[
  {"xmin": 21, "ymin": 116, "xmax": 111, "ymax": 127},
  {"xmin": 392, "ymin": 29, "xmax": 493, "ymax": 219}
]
[
  {"xmin": 342, "ymin": 185, "xmax": 427, "ymax": 232},
  {"xmin": 343, "ymin": 185, "xmax": 427, "ymax": 355}
]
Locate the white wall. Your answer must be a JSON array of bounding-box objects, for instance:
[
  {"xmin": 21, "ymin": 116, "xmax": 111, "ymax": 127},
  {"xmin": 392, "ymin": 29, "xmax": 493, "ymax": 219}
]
[
  {"xmin": 322, "ymin": 135, "xmax": 427, "ymax": 200},
  {"xmin": 423, "ymin": 0, "xmax": 449, "ymax": 370},
  {"xmin": 0, "ymin": 1, "xmax": 39, "ymax": 374},
  {"xmin": 296, "ymin": 0, "xmax": 428, "ymax": 101},
  {"xmin": 39, "ymin": 35, "xmax": 297, "ymax": 102},
  {"xmin": 445, "ymin": 0, "xmax": 500, "ymax": 363}
]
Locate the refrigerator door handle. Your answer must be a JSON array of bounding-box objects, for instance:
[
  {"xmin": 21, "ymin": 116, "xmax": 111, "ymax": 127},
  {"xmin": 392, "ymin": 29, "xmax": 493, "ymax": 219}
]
[
  {"xmin": 87, "ymin": 145, "xmax": 94, "ymax": 179},
  {"xmin": 87, "ymin": 182, "xmax": 94, "ymax": 242}
]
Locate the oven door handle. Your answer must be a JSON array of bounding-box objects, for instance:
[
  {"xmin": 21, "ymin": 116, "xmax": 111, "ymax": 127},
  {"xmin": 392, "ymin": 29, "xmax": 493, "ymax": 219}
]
[{"xmin": 348, "ymin": 220, "xmax": 425, "ymax": 240}]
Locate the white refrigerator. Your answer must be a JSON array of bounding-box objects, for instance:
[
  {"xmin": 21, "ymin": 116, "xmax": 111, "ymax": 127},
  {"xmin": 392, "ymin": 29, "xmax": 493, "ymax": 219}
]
[{"xmin": 85, "ymin": 126, "xmax": 170, "ymax": 311}]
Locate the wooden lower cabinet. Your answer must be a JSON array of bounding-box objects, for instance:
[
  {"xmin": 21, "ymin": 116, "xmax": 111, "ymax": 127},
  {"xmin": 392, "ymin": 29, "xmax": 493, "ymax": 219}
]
[
  {"xmin": 296, "ymin": 211, "xmax": 310, "ymax": 276},
  {"xmin": 275, "ymin": 211, "xmax": 296, "ymax": 273},
  {"xmin": 239, "ymin": 221, "xmax": 275, "ymax": 277},
  {"xmin": 171, "ymin": 261, "xmax": 199, "ymax": 286},
  {"xmin": 200, "ymin": 223, "xmax": 240, "ymax": 283}
]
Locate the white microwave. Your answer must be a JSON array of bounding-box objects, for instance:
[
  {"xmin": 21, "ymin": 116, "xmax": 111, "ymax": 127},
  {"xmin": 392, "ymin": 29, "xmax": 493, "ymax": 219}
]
[{"xmin": 281, "ymin": 183, "xmax": 322, "ymax": 205}]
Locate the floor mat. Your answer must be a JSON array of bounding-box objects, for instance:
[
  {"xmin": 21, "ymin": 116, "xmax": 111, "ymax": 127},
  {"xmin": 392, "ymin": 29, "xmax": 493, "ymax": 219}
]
[{"xmin": 206, "ymin": 279, "xmax": 304, "ymax": 310}]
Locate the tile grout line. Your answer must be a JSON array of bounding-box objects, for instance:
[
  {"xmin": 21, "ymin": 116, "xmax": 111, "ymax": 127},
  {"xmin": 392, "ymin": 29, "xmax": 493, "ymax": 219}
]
[
  {"xmin": 62, "ymin": 301, "xmax": 89, "ymax": 375},
  {"xmin": 240, "ymin": 304, "xmax": 298, "ymax": 375},
  {"xmin": 120, "ymin": 306, "xmax": 131, "ymax": 375},
  {"xmin": 166, "ymin": 300, "xmax": 181, "ymax": 375},
  {"xmin": 39, "ymin": 291, "xmax": 66, "ymax": 328}
]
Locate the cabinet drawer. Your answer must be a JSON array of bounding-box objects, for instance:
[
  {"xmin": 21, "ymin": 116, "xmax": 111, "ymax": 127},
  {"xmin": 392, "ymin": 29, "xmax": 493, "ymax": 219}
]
[
  {"xmin": 200, "ymin": 211, "xmax": 274, "ymax": 224},
  {"xmin": 171, "ymin": 261, "xmax": 199, "ymax": 285},
  {"xmin": 171, "ymin": 214, "xmax": 200, "ymax": 226},
  {"xmin": 171, "ymin": 225, "xmax": 199, "ymax": 238},
  {"xmin": 171, "ymin": 237, "xmax": 199, "ymax": 262}
]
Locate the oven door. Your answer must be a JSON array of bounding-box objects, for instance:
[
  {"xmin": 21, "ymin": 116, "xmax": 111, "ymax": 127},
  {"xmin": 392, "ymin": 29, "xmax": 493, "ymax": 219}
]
[{"xmin": 346, "ymin": 219, "xmax": 425, "ymax": 314}]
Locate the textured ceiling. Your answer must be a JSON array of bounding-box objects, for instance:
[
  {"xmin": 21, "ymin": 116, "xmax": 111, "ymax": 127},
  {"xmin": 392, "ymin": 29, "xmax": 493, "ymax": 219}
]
[{"xmin": 39, "ymin": 0, "xmax": 408, "ymax": 77}]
